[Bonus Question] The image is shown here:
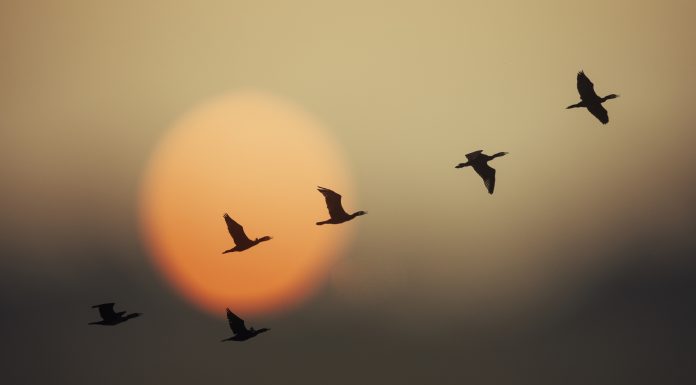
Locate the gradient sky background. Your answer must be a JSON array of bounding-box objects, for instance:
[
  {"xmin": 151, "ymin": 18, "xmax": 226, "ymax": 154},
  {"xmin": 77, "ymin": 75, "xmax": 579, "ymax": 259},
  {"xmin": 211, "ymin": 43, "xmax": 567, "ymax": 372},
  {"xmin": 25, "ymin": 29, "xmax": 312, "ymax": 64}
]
[{"xmin": 2, "ymin": 1, "xmax": 696, "ymax": 384}]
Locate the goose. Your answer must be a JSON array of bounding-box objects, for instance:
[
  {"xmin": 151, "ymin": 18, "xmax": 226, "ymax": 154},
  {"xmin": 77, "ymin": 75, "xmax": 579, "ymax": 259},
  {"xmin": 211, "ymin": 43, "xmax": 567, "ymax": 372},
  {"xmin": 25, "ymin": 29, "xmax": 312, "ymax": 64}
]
[
  {"xmin": 455, "ymin": 150, "xmax": 508, "ymax": 194},
  {"xmin": 220, "ymin": 308, "xmax": 270, "ymax": 342},
  {"xmin": 222, "ymin": 213, "xmax": 272, "ymax": 253},
  {"xmin": 566, "ymin": 71, "xmax": 619, "ymax": 124},
  {"xmin": 88, "ymin": 303, "xmax": 141, "ymax": 326},
  {"xmin": 316, "ymin": 186, "xmax": 367, "ymax": 225}
]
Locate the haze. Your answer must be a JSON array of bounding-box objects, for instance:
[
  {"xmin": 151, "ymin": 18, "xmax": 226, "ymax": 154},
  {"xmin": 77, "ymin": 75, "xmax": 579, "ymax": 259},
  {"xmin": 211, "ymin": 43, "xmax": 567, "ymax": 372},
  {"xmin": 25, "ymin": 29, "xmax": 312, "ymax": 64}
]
[{"xmin": 2, "ymin": 1, "xmax": 696, "ymax": 384}]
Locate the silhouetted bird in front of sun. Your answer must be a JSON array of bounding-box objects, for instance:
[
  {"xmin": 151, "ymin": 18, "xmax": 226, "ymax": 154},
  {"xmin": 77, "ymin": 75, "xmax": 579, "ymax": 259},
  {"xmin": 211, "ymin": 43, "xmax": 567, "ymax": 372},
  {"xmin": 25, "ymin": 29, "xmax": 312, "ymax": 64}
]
[
  {"xmin": 455, "ymin": 150, "xmax": 508, "ymax": 194},
  {"xmin": 221, "ymin": 308, "xmax": 270, "ymax": 342},
  {"xmin": 566, "ymin": 70, "xmax": 619, "ymax": 124},
  {"xmin": 88, "ymin": 303, "xmax": 141, "ymax": 326},
  {"xmin": 316, "ymin": 186, "xmax": 367, "ymax": 225},
  {"xmin": 222, "ymin": 213, "xmax": 272, "ymax": 253}
]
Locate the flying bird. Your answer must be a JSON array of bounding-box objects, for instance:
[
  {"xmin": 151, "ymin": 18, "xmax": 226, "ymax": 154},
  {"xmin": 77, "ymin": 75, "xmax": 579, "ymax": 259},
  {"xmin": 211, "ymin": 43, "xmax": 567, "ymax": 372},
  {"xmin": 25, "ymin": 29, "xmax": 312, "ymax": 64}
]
[
  {"xmin": 455, "ymin": 150, "xmax": 508, "ymax": 194},
  {"xmin": 566, "ymin": 70, "xmax": 619, "ymax": 124},
  {"xmin": 316, "ymin": 186, "xmax": 367, "ymax": 225},
  {"xmin": 222, "ymin": 213, "xmax": 272, "ymax": 253},
  {"xmin": 88, "ymin": 303, "xmax": 141, "ymax": 326},
  {"xmin": 220, "ymin": 308, "xmax": 270, "ymax": 342}
]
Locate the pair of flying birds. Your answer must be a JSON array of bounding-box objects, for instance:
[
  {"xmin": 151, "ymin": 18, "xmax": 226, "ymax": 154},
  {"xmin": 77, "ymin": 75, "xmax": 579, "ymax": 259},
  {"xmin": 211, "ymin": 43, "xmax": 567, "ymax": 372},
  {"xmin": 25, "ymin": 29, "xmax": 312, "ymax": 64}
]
[
  {"xmin": 457, "ymin": 71, "xmax": 619, "ymax": 193},
  {"xmin": 88, "ymin": 303, "xmax": 266, "ymax": 342},
  {"xmin": 89, "ymin": 71, "xmax": 617, "ymax": 342},
  {"xmin": 221, "ymin": 186, "xmax": 367, "ymax": 254}
]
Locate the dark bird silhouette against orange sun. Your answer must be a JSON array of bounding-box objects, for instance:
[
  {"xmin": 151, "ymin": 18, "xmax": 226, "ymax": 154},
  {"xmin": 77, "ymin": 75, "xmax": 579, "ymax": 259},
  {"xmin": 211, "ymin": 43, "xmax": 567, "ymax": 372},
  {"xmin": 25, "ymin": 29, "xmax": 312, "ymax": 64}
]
[
  {"xmin": 316, "ymin": 186, "xmax": 367, "ymax": 225},
  {"xmin": 222, "ymin": 213, "xmax": 272, "ymax": 253}
]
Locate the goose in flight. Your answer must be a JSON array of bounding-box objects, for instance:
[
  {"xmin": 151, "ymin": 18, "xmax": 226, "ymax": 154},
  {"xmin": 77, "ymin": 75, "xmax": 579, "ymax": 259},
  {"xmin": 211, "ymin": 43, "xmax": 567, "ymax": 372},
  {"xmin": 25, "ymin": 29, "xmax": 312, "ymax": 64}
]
[
  {"xmin": 221, "ymin": 308, "xmax": 270, "ymax": 342},
  {"xmin": 566, "ymin": 71, "xmax": 619, "ymax": 124},
  {"xmin": 455, "ymin": 150, "xmax": 508, "ymax": 194},
  {"xmin": 222, "ymin": 213, "xmax": 272, "ymax": 253},
  {"xmin": 316, "ymin": 186, "xmax": 367, "ymax": 225},
  {"xmin": 88, "ymin": 303, "xmax": 141, "ymax": 326}
]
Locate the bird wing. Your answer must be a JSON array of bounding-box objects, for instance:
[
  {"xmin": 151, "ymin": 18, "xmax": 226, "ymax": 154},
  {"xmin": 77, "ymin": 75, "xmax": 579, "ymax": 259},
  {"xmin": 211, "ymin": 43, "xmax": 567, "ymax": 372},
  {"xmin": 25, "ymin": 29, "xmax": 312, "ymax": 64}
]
[
  {"xmin": 226, "ymin": 308, "xmax": 247, "ymax": 334},
  {"xmin": 577, "ymin": 71, "xmax": 599, "ymax": 101},
  {"xmin": 586, "ymin": 103, "xmax": 609, "ymax": 124},
  {"xmin": 472, "ymin": 163, "xmax": 496, "ymax": 194},
  {"xmin": 465, "ymin": 150, "xmax": 483, "ymax": 161},
  {"xmin": 317, "ymin": 186, "xmax": 349, "ymax": 219},
  {"xmin": 93, "ymin": 303, "xmax": 118, "ymax": 320},
  {"xmin": 223, "ymin": 214, "xmax": 252, "ymax": 246}
]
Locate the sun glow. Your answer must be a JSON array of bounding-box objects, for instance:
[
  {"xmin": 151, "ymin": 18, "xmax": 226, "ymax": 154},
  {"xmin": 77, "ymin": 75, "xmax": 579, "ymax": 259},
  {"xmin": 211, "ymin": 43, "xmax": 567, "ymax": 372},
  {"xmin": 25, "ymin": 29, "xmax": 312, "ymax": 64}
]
[{"xmin": 140, "ymin": 91, "xmax": 355, "ymax": 316}]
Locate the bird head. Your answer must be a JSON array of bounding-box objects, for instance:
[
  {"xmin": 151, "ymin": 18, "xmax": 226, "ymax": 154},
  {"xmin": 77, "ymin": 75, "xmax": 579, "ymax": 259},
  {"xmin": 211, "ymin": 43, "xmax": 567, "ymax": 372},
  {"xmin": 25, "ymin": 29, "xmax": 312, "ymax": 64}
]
[
  {"xmin": 126, "ymin": 312, "xmax": 142, "ymax": 320},
  {"xmin": 256, "ymin": 236, "xmax": 272, "ymax": 243},
  {"xmin": 604, "ymin": 94, "xmax": 619, "ymax": 100},
  {"xmin": 354, "ymin": 211, "xmax": 368, "ymax": 217}
]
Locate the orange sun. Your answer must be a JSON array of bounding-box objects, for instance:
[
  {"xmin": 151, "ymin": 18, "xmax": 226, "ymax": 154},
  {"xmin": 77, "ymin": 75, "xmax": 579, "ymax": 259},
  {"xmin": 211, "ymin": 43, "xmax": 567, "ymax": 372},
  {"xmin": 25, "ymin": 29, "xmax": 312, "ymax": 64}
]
[{"xmin": 139, "ymin": 91, "xmax": 355, "ymax": 317}]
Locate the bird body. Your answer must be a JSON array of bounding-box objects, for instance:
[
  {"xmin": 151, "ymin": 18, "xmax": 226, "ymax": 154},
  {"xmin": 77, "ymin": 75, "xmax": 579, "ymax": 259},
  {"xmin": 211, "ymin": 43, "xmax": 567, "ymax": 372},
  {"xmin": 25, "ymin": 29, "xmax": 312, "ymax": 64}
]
[
  {"xmin": 567, "ymin": 71, "xmax": 619, "ymax": 124},
  {"xmin": 221, "ymin": 308, "xmax": 270, "ymax": 342},
  {"xmin": 88, "ymin": 303, "xmax": 141, "ymax": 326},
  {"xmin": 222, "ymin": 213, "xmax": 272, "ymax": 253},
  {"xmin": 315, "ymin": 186, "xmax": 367, "ymax": 225},
  {"xmin": 455, "ymin": 150, "xmax": 508, "ymax": 194}
]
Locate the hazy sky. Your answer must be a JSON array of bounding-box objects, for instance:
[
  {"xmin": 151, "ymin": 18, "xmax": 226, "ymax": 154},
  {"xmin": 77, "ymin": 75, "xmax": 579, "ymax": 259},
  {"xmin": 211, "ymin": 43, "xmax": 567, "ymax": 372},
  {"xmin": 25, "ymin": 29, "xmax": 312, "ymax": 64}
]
[{"xmin": 2, "ymin": 1, "xmax": 696, "ymax": 384}]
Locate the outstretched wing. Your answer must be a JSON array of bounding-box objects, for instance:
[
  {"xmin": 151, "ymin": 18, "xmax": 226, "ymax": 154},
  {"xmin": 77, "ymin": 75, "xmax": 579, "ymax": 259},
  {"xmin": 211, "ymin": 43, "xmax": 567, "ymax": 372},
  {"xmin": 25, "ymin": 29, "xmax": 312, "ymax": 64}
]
[
  {"xmin": 226, "ymin": 308, "xmax": 247, "ymax": 334},
  {"xmin": 586, "ymin": 103, "xmax": 609, "ymax": 124},
  {"xmin": 317, "ymin": 186, "xmax": 349, "ymax": 219},
  {"xmin": 465, "ymin": 150, "xmax": 483, "ymax": 161},
  {"xmin": 92, "ymin": 303, "xmax": 118, "ymax": 321},
  {"xmin": 472, "ymin": 163, "xmax": 496, "ymax": 194},
  {"xmin": 577, "ymin": 71, "xmax": 599, "ymax": 101},
  {"xmin": 223, "ymin": 214, "xmax": 252, "ymax": 246}
]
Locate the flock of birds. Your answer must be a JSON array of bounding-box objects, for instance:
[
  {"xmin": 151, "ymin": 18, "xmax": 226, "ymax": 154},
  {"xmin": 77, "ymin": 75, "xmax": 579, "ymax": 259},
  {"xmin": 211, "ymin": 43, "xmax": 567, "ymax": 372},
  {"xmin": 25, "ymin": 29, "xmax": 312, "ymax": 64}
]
[{"xmin": 89, "ymin": 71, "xmax": 619, "ymax": 341}]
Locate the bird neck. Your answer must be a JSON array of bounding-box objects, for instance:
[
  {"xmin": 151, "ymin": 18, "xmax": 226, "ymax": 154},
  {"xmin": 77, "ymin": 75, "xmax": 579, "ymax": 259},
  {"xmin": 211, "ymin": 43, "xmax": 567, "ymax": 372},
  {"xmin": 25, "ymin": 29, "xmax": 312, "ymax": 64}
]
[
  {"xmin": 350, "ymin": 211, "xmax": 365, "ymax": 219},
  {"xmin": 255, "ymin": 236, "xmax": 271, "ymax": 244}
]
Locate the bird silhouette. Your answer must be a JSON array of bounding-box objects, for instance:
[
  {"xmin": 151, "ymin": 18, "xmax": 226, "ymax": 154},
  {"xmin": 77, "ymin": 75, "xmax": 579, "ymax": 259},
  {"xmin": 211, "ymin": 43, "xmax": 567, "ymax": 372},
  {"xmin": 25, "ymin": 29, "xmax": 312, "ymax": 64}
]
[
  {"xmin": 455, "ymin": 150, "xmax": 508, "ymax": 194},
  {"xmin": 315, "ymin": 186, "xmax": 367, "ymax": 225},
  {"xmin": 222, "ymin": 213, "xmax": 272, "ymax": 253},
  {"xmin": 88, "ymin": 303, "xmax": 141, "ymax": 326},
  {"xmin": 566, "ymin": 71, "xmax": 619, "ymax": 124},
  {"xmin": 220, "ymin": 308, "xmax": 270, "ymax": 342}
]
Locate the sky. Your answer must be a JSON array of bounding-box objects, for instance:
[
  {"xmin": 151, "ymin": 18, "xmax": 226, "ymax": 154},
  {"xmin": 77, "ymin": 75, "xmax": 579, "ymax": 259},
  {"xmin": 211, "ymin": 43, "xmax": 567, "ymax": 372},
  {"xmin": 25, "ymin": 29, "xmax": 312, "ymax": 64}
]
[{"xmin": 2, "ymin": 0, "xmax": 696, "ymax": 384}]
